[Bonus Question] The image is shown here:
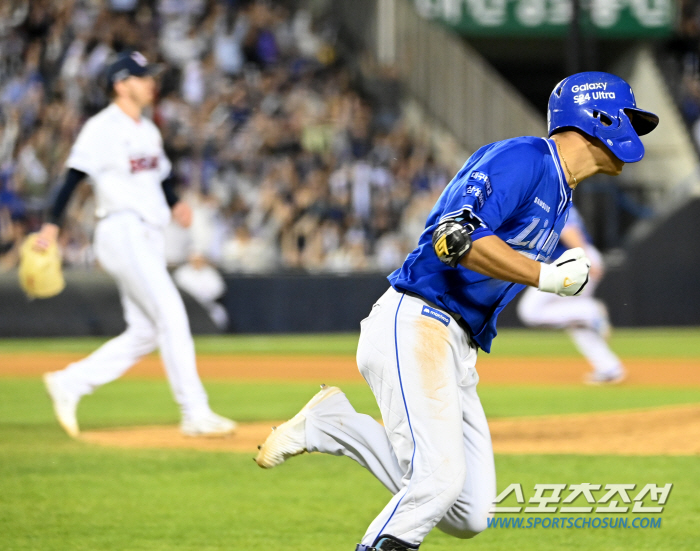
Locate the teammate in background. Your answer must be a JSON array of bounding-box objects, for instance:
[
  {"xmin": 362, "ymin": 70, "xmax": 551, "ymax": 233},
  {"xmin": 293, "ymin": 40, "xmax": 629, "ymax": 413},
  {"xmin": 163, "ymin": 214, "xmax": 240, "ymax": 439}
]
[
  {"xmin": 517, "ymin": 205, "xmax": 625, "ymax": 384},
  {"xmin": 255, "ymin": 72, "xmax": 658, "ymax": 550},
  {"xmin": 37, "ymin": 52, "xmax": 236, "ymax": 438}
]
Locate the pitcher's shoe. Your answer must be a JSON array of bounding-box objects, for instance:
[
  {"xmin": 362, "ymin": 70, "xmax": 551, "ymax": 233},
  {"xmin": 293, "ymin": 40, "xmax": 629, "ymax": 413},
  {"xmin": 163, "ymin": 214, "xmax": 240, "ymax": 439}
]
[
  {"xmin": 255, "ymin": 384, "xmax": 342, "ymax": 468},
  {"xmin": 181, "ymin": 411, "xmax": 237, "ymax": 436},
  {"xmin": 43, "ymin": 371, "xmax": 80, "ymax": 438},
  {"xmin": 585, "ymin": 368, "xmax": 626, "ymax": 385}
]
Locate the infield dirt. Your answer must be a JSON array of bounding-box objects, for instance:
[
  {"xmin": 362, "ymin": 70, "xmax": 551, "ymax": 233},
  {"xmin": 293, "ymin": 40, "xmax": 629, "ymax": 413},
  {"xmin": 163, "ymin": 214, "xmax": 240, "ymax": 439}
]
[{"xmin": 79, "ymin": 404, "xmax": 700, "ymax": 456}]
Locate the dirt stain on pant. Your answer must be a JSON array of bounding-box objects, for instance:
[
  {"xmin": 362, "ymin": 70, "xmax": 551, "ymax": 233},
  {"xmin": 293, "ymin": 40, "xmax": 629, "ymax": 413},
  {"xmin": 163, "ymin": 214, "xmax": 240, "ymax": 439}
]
[{"xmin": 413, "ymin": 317, "xmax": 451, "ymax": 415}]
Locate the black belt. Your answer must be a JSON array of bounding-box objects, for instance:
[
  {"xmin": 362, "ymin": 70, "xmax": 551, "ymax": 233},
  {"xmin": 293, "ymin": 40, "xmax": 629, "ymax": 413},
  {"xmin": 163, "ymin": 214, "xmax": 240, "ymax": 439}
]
[{"xmin": 401, "ymin": 290, "xmax": 478, "ymax": 350}]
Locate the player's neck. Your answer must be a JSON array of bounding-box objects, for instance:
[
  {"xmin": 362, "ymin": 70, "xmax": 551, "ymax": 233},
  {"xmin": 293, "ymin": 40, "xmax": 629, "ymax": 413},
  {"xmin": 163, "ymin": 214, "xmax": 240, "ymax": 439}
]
[
  {"xmin": 113, "ymin": 97, "xmax": 143, "ymax": 122},
  {"xmin": 553, "ymin": 131, "xmax": 611, "ymax": 189}
]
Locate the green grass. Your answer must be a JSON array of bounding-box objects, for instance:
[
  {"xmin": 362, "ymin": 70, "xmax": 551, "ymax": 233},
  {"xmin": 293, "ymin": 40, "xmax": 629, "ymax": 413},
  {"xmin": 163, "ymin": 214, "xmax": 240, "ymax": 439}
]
[
  {"xmin": 488, "ymin": 328, "xmax": 700, "ymax": 358},
  {"xmin": 1, "ymin": 330, "xmax": 699, "ymax": 549},
  {"xmin": 2, "ymin": 379, "xmax": 699, "ymax": 430},
  {"xmin": 2, "ymin": 441, "xmax": 697, "ymax": 551},
  {"xmin": 0, "ymin": 421, "xmax": 697, "ymax": 550},
  {"xmin": 2, "ymin": 328, "xmax": 699, "ymax": 357},
  {"xmin": 1, "ymin": 377, "xmax": 699, "ymax": 550}
]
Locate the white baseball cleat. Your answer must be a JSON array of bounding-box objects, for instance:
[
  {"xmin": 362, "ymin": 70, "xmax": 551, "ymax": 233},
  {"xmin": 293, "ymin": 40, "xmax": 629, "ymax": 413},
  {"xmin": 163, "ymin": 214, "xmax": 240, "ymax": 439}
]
[
  {"xmin": 585, "ymin": 368, "xmax": 626, "ymax": 385},
  {"xmin": 180, "ymin": 411, "xmax": 237, "ymax": 437},
  {"xmin": 255, "ymin": 384, "xmax": 342, "ymax": 469},
  {"xmin": 43, "ymin": 371, "xmax": 80, "ymax": 438}
]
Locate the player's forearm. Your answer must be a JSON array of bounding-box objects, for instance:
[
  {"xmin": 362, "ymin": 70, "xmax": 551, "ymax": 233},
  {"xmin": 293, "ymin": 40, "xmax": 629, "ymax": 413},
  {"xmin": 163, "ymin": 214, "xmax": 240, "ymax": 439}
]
[
  {"xmin": 460, "ymin": 234, "xmax": 541, "ymax": 287},
  {"xmin": 47, "ymin": 168, "xmax": 87, "ymax": 226},
  {"xmin": 161, "ymin": 173, "xmax": 179, "ymax": 207}
]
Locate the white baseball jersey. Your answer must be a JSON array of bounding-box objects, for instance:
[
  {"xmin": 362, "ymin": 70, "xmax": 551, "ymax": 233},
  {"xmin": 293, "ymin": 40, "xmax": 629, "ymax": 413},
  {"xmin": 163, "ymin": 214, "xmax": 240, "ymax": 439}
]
[{"xmin": 66, "ymin": 103, "xmax": 172, "ymax": 228}]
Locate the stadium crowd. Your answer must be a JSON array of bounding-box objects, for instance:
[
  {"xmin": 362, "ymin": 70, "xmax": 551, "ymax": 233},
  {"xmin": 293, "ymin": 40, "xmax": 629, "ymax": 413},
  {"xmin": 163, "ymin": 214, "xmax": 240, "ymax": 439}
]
[
  {"xmin": 0, "ymin": 0, "xmax": 450, "ymax": 274},
  {"xmin": 670, "ymin": 0, "xmax": 700, "ymax": 148}
]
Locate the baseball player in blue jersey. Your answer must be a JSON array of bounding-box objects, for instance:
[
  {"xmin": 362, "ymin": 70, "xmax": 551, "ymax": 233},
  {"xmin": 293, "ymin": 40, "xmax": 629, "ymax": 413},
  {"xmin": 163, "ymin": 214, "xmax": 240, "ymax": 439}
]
[
  {"xmin": 255, "ymin": 72, "xmax": 658, "ymax": 550},
  {"xmin": 518, "ymin": 205, "xmax": 625, "ymax": 384}
]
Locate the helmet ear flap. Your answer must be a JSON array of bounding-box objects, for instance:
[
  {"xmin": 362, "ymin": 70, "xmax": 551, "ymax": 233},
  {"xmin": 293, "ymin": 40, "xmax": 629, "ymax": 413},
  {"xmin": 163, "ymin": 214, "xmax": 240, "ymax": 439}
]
[{"xmin": 591, "ymin": 108, "xmax": 645, "ymax": 163}]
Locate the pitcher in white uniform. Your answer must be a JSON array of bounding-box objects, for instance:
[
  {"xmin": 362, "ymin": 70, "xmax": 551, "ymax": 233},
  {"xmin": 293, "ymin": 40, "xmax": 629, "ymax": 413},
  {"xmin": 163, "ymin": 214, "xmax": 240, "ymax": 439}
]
[{"xmin": 37, "ymin": 51, "xmax": 236, "ymax": 438}]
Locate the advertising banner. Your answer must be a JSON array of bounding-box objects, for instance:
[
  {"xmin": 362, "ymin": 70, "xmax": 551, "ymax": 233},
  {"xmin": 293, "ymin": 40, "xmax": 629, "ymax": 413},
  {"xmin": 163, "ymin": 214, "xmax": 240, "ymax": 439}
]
[{"xmin": 414, "ymin": 0, "xmax": 675, "ymax": 38}]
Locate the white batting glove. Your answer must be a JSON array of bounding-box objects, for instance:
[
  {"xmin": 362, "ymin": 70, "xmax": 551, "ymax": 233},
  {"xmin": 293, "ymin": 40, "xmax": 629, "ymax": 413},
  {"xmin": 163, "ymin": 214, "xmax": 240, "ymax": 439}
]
[{"xmin": 538, "ymin": 247, "xmax": 591, "ymax": 297}]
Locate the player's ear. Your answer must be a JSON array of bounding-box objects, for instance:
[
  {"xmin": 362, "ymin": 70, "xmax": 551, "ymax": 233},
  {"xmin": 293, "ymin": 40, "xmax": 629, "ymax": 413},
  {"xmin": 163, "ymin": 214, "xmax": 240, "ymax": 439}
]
[{"xmin": 112, "ymin": 78, "xmax": 127, "ymax": 99}]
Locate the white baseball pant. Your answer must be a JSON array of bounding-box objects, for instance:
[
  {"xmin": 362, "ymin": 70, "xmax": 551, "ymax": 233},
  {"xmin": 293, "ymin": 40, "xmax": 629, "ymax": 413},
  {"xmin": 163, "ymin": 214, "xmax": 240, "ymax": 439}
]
[
  {"xmin": 305, "ymin": 288, "xmax": 496, "ymax": 547},
  {"xmin": 54, "ymin": 211, "xmax": 211, "ymax": 419}
]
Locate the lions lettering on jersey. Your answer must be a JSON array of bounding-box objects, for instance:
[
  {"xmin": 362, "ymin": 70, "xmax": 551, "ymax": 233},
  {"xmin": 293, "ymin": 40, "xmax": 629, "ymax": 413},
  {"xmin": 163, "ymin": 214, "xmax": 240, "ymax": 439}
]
[{"xmin": 389, "ymin": 136, "xmax": 572, "ymax": 352}]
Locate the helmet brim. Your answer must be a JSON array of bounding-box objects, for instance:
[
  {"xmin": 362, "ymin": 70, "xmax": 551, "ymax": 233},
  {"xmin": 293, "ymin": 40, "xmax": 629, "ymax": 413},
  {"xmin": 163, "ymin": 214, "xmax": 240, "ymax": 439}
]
[{"xmin": 625, "ymin": 108, "xmax": 659, "ymax": 136}]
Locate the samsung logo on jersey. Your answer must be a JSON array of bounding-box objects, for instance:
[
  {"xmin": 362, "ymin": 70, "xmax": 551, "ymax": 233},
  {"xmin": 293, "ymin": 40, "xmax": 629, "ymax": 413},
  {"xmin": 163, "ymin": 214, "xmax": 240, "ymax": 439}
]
[
  {"xmin": 534, "ymin": 197, "xmax": 550, "ymax": 213},
  {"xmin": 571, "ymin": 82, "xmax": 607, "ymax": 92},
  {"xmin": 421, "ymin": 306, "xmax": 450, "ymax": 327}
]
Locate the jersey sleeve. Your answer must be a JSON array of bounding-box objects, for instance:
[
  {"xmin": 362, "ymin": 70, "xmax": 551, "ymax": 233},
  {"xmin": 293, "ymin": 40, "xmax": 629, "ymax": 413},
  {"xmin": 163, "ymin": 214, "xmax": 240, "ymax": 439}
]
[
  {"xmin": 158, "ymin": 147, "xmax": 172, "ymax": 181},
  {"xmin": 65, "ymin": 119, "xmax": 102, "ymax": 176},
  {"xmin": 438, "ymin": 142, "xmax": 543, "ymax": 240}
]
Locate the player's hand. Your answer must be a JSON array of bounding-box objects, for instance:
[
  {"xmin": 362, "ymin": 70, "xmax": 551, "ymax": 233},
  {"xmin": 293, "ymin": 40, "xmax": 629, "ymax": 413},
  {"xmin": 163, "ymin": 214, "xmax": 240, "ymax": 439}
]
[
  {"xmin": 33, "ymin": 223, "xmax": 60, "ymax": 252},
  {"xmin": 172, "ymin": 201, "xmax": 192, "ymax": 228},
  {"xmin": 538, "ymin": 247, "xmax": 591, "ymax": 297}
]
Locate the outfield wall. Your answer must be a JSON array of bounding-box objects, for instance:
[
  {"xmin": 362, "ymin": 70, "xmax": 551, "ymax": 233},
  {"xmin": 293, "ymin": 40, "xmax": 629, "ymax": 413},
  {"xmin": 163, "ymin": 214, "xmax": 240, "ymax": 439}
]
[
  {"xmin": 1, "ymin": 196, "xmax": 699, "ymax": 337},
  {"xmin": 0, "ymin": 271, "xmax": 218, "ymax": 337},
  {"xmin": 597, "ymin": 198, "xmax": 700, "ymax": 326},
  {"xmin": 1, "ymin": 265, "xmax": 696, "ymax": 337},
  {"xmin": 0, "ymin": 266, "xmax": 696, "ymax": 336}
]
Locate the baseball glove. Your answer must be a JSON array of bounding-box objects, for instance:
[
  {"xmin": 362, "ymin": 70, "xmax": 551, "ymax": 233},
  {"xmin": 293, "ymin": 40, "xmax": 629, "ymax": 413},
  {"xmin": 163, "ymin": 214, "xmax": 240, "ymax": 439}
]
[{"xmin": 18, "ymin": 234, "xmax": 65, "ymax": 299}]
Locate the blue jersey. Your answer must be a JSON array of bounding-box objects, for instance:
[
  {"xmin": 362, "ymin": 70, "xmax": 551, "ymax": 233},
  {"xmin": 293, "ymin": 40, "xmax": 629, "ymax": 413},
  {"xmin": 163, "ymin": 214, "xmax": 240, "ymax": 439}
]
[{"xmin": 388, "ymin": 136, "xmax": 572, "ymax": 352}]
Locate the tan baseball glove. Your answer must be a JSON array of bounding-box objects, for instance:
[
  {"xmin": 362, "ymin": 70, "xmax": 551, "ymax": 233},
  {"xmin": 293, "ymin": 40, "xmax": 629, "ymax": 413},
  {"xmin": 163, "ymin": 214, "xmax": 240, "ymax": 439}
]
[{"xmin": 18, "ymin": 234, "xmax": 65, "ymax": 299}]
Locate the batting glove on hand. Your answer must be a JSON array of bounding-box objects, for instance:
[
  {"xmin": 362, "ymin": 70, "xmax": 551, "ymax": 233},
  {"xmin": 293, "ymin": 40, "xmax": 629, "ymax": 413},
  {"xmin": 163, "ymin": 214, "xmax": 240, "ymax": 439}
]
[{"xmin": 538, "ymin": 247, "xmax": 591, "ymax": 297}]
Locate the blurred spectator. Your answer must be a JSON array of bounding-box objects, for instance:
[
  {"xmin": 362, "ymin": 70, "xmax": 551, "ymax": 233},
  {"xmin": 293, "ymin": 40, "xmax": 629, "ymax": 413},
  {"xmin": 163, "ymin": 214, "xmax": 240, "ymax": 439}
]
[
  {"xmin": 0, "ymin": 0, "xmax": 454, "ymax": 275},
  {"xmin": 668, "ymin": 1, "xmax": 700, "ymax": 135}
]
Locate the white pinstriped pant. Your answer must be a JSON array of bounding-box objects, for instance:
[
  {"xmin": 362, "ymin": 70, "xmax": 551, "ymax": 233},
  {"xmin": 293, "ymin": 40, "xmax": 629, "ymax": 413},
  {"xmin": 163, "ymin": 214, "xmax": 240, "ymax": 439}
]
[
  {"xmin": 54, "ymin": 212, "xmax": 210, "ymax": 418},
  {"xmin": 305, "ymin": 287, "xmax": 496, "ymax": 547}
]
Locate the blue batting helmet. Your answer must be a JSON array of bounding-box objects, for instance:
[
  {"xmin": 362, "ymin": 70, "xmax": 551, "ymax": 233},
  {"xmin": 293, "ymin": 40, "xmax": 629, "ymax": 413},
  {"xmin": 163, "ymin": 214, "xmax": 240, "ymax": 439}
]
[{"xmin": 547, "ymin": 72, "xmax": 659, "ymax": 163}]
